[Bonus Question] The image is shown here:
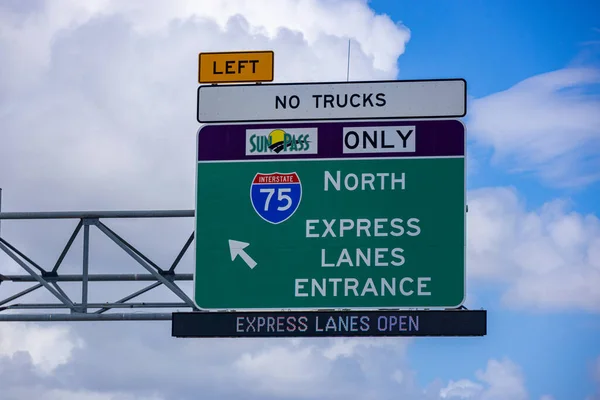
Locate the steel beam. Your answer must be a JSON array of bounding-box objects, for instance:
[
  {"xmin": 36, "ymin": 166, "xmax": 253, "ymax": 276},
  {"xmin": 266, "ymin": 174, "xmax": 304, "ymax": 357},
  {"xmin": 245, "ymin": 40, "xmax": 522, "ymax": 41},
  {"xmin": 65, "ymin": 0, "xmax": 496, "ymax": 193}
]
[
  {"xmin": 0, "ymin": 273, "xmax": 193, "ymax": 282},
  {"xmin": 0, "ymin": 210, "xmax": 194, "ymax": 220},
  {"xmin": 82, "ymin": 222, "xmax": 90, "ymax": 312},
  {"xmin": 5, "ymin": 302, "xmax": 188, "ymax": 309},
  {"xmin": 0, "ymin": 313, "xmax": 174, "ymax": 321}
]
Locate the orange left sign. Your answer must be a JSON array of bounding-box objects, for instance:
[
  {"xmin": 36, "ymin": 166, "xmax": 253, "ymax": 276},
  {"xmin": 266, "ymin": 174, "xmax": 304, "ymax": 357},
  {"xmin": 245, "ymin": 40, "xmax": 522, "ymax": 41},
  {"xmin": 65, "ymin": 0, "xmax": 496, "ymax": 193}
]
[{"xmin": 198, "ymin": 51, "xmax": 274, "ymax": 84}]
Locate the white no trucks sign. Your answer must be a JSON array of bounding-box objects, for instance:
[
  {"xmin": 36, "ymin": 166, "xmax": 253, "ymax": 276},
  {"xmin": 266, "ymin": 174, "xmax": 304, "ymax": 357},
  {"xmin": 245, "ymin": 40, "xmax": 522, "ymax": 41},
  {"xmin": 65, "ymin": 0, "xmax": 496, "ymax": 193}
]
[{"xmin": 196, "ymin": 79, "xmax": 467, "ymax": 123}]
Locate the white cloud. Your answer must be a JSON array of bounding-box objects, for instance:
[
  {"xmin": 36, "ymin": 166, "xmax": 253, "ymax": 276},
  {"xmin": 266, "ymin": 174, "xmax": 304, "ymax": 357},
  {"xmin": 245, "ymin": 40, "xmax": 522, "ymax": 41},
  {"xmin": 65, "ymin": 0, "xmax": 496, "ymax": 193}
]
[
  {"xmin": 0, "ymin": 323, "xmax": 540, "ymax": 400},
  {"xmin": 468, "ymin": 67, "xmax": 600, "ymax": 187},
  {"xmin": 0, "ymin": 0, "xmax": 410, "ymax": 92},
  {"xmin": 233, "ymin": 344, "xmax": 332, "ymax": 397},
  {"xmin": 322, "ymin": 337, "xmax": 408, "ymax": 360},
  {"xmin": 391, "ymin": 369, "xmax": 405, "ymax": 384},
  {"xmin": 0, "ymin": 319, "xmax": 541, "ymax": 400},
  {"xmin": 0, "ymin": 321, "xmax": 417, "ymax": 400},
  {"xmin": 230, "ymin": 337, "xmax": 413, "ymax": 398},
  {"xmin": 0, "ymin": 0, "xmax": 410, "ymax": 303},
  {"xmin": 467, "ymin": 186, "xmax": 600, "ymax": 311},
  {"xmin": 475, "ymin": 358, "xmax": 528, "ymax": 400},
  {"xmin": 0, "ymin": 323, "xmax": 84, "ymax": 374},
  {"xmin": 440, "ymin": 379, "xmax": 484, "ymax": 399},
  {"xmin": 439, "ymin": 358, "xmax": 527, "ymax": 400},
  {"xmin": 0, "ymin": 0, "xmax": 409, "ymax": 215}
]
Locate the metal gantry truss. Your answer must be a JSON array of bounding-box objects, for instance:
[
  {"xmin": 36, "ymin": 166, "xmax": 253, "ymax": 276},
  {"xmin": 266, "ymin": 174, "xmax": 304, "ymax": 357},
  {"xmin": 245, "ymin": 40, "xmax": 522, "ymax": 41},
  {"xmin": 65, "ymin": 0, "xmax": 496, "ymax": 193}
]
[{"xmin": 0, "ymin": 210, "xmax": 198, "ymax": 321}]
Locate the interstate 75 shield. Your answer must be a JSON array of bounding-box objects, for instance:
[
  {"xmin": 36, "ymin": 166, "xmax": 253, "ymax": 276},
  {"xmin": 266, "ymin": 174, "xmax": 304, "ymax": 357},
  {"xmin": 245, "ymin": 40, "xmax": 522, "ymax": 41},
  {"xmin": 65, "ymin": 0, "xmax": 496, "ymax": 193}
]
[{"xmin": 250, "ymin": 172, "xmax": 302, "ymax": 224}]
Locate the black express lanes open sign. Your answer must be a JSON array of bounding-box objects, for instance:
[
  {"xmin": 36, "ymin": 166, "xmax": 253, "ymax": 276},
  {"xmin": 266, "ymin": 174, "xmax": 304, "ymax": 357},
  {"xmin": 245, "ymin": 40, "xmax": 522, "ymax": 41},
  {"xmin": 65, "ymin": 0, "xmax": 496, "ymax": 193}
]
[{"xmin": 172, "ymin": 310, "xmax": 487, "ymax": 338}]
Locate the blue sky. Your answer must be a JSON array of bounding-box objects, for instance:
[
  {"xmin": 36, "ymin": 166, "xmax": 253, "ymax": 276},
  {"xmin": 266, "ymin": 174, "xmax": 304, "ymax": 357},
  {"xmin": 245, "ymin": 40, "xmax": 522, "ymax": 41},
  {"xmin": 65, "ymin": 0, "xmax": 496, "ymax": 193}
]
[
  {"xmin": 371, "ymin": 0, "xmax": 600, "ymax": 212},
  {"xmin": 0, "ymin": 1, "xmax": 599, "ymax": 399},
  {"xmin": 367, "ymin": 1, "xmax": 600, "ymax": 398}
]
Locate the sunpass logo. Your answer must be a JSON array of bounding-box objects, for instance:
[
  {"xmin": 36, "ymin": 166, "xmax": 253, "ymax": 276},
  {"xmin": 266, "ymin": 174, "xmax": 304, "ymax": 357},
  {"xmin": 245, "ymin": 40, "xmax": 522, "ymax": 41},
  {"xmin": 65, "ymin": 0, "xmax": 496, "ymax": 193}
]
[{"xmin": 245, "ymin": 128, "xmax": 318, "ymax": 156}]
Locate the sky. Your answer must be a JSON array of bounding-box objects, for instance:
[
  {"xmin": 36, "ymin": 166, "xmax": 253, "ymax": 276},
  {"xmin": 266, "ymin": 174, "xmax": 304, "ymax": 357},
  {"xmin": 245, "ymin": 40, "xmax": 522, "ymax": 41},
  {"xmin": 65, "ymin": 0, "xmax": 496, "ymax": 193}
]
[{"xmin": 0, "ymin": 0, "xmax": 599, "ymax": 399}]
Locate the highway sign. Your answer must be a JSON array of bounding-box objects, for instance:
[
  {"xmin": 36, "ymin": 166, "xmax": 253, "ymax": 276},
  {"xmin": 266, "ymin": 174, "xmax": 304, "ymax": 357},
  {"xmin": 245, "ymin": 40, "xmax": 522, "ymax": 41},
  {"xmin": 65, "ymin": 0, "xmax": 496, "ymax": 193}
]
[
  {"xmin": 194, "ymin": 119, "xmax": 465, "ymax": 310},
  {"xmin": 198, "ymin": 50, "xmax": 274, "ymax": 83},
  {"xmin": 196, "ymin": 78, "xmax": 466, "ymax": 123},
  {"xmin": 172, "ymin": 310, "xmax": 487, "ymax": 338}
]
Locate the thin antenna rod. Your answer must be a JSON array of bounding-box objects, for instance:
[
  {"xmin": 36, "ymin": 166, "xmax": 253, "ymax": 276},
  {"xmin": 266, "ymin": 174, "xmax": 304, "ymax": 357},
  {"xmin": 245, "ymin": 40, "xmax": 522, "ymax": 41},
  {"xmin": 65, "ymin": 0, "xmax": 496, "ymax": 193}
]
[{"xmin": 346, "ymin": 39, "xmax": 351, "ymax": 81}]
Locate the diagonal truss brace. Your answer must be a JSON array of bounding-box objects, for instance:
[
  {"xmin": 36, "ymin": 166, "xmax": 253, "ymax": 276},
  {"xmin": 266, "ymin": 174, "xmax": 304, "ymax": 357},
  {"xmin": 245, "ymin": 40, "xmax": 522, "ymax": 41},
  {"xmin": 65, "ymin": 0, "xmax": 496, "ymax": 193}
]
[
  {"xmin": 0, "ymin": 238, "xmax": 77, "ymax": 310},
  {"xmin": 93, "ymin": 219, "xmax": 196, "ymax": 308}
]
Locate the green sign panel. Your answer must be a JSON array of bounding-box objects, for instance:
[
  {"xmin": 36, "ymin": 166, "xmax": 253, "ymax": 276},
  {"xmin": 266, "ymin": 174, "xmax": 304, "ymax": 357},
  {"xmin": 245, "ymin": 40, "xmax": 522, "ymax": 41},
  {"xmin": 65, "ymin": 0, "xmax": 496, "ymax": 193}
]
[{"xmin": 194, "ymin": 119, "xmax": 465, "ymax": 310}]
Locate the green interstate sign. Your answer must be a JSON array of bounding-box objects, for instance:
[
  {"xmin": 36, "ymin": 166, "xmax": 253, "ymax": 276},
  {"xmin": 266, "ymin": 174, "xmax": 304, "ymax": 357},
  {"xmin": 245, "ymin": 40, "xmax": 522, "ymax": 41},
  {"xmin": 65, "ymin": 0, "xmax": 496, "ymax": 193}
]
[{"xmin": 194, "ymin": 119, "xmax": 465, "ymax": 310}]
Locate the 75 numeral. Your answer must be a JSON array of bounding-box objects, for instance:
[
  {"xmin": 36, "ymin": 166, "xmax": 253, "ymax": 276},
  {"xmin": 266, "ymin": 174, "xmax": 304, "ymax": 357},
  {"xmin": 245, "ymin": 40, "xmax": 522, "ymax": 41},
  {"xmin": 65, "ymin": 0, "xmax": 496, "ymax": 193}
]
[{"xmin": 259, "ymin": 188, "xmax": 292, "ymax": 211}]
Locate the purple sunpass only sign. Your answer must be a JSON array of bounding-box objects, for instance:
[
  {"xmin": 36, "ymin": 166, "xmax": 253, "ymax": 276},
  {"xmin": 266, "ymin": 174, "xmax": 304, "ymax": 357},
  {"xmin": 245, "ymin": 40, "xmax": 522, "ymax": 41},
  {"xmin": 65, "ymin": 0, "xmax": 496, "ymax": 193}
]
[{"xmin": 197, "ymin": 119, "xmax": 465, "ymax": 162}]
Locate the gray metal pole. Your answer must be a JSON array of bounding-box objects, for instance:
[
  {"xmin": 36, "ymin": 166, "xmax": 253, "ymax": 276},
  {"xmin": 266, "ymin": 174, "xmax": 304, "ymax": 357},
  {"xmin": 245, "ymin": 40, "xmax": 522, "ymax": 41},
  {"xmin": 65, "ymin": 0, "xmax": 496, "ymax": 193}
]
[
  {"xmin": 0, "ymin": 273, "xmax": 193, "ymax": 282},
  {"xmin": 82, "ymin": 222, "xmax": 90, "ymax": 313},
  {"xmin": 0, "ymin": 210, "xmax": 194, "ymax": 220},
  {"xmin": 0, "ymin": 313, "xmax": 174, "ymax": 322},
  {"xmin": 0, "ymin": 187, "xmax": 3, "ymax": 236},
  {"xmin": 5, "ymin": 302, "xmax": 188, "ymax": 309}
]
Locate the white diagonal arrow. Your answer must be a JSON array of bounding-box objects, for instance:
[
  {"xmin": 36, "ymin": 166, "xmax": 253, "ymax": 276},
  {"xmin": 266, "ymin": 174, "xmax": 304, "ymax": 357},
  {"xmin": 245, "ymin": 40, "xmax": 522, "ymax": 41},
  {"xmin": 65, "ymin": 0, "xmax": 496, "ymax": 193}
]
[{"xmin": 228, "ymin": 239, "xmax": 257, "ymax": 269}]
